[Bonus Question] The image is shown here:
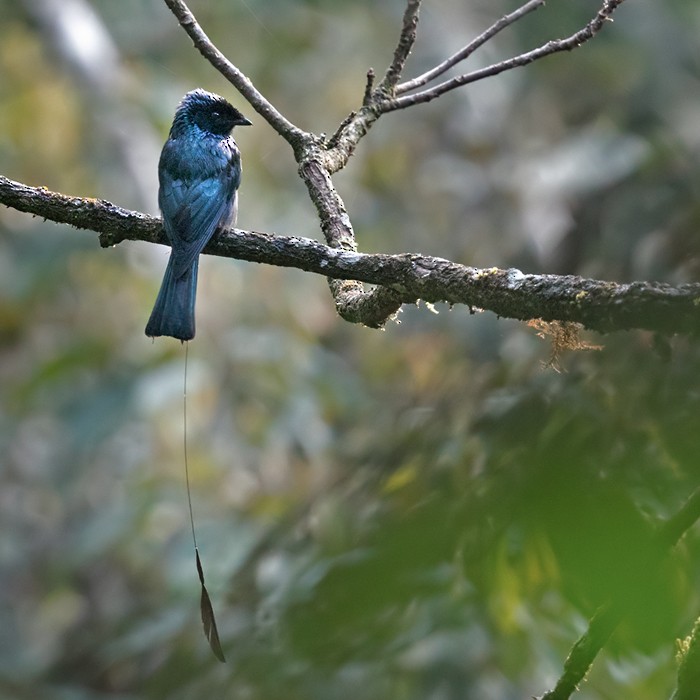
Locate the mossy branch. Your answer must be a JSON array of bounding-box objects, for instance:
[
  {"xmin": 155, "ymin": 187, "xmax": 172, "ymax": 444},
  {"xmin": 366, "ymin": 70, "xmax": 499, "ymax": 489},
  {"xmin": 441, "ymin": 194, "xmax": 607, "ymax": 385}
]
[{"xmin": 2, "ymin": 175, "xmax": 699, "ymax": 334}]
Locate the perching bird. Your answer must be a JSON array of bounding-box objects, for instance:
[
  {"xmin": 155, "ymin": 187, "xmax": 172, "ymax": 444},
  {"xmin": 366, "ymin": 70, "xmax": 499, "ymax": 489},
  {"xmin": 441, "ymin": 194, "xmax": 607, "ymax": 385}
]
[{"xmin": 145, "ymin": 89, "xmax": 251, "ymax": 341}]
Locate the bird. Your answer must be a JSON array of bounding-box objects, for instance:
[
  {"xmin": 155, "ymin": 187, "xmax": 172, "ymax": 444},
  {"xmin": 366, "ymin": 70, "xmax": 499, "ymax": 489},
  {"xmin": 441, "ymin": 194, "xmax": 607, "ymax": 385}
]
[{"xmin": 145, "ymin": 89, "xmax": 251, "ymax": 341}]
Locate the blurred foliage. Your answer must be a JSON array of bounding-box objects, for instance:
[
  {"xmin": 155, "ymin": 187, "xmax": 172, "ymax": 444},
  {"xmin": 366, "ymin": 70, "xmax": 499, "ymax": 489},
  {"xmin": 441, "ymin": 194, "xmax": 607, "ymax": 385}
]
[{"xmin": 2, "ymin": 0, "xmax": 700, "ymax": 698}]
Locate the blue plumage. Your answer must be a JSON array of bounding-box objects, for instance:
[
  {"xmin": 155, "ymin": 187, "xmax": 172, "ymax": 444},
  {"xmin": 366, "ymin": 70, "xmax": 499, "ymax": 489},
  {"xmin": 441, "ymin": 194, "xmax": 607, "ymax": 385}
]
[{"xmin": 145, "ymin": 89, "xmax": 251, "ymax": 340}]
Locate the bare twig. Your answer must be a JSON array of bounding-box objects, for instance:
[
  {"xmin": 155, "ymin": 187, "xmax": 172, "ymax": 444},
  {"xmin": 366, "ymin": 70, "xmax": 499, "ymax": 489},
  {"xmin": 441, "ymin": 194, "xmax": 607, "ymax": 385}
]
[
  {"xmin": 396, "ymin": 0, "xmax": 545, "ymax": 96},
  {"xmin": 323, "ymin": 0, "xmax": 627, "ymax": 170},
  {"xmin": 162, "ymin": 0, "xmax": 310, "ymax": 149},
  {"xmin": 3, "ymin": 175, "xmax": 700, "ymax": 334},
  {"xmin": 384, "ymin": 0, "xmax": 628, "ymax": 112},
  {"xmin": 376, "ymin": 0, "xmax": 422, "ymax": 96}
]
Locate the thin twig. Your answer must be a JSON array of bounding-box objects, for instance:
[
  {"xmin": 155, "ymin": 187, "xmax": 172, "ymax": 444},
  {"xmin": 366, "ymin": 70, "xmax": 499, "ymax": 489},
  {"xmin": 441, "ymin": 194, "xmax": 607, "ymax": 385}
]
[
  {"xmin": 384, "ymin": 0, "xmax": 627, "ymax": 112},
  {"xmin": 396, "ymin": 0, "xmax": 545, "ymax": 96},
  {"xmin": 162, "ymin": 0, "xmax": 309, "ymax": 147}
]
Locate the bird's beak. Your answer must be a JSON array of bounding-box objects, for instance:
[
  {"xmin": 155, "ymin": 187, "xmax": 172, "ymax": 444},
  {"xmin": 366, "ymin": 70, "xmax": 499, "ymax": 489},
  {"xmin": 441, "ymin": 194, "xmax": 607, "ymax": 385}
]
[{"xmin": 237, "ymin": 116, "xmax": 253, "ymax": 127}]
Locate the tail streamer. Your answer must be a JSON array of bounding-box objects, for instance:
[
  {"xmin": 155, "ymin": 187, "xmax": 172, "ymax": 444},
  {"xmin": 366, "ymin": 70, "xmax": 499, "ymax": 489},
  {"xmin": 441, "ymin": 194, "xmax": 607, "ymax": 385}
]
[{"xmin": 184, "ymin": 342, "xmax": 226, "ymax": 663}]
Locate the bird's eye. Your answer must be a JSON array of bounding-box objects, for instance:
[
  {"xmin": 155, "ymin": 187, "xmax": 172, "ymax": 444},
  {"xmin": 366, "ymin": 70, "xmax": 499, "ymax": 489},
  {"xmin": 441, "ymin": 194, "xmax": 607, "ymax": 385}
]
[{"xmin": 211, "ymin": 111, "xmax": 221, "ymax": 118}]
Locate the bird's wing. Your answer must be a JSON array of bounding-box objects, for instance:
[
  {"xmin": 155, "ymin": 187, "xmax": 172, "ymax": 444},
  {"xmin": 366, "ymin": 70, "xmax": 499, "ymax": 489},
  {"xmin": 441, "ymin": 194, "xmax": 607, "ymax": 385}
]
[{"xmin": 159, "ymin": 141, "xmax": 241, "ymax": 279}]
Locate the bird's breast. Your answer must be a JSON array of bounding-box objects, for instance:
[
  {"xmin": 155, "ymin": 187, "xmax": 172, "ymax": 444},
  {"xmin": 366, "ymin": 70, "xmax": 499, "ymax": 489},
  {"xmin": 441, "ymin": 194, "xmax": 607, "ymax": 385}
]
[{"xmin": 160, "ymin": 132, "xmax": 240, "ymax": 183}]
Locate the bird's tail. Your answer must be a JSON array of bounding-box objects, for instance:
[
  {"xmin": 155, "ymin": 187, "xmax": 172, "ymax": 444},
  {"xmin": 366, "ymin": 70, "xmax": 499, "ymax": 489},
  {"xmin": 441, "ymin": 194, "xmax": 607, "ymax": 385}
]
[{"xmin": 145, "ymin": 255, "xmax": 199, "ymax": 341}]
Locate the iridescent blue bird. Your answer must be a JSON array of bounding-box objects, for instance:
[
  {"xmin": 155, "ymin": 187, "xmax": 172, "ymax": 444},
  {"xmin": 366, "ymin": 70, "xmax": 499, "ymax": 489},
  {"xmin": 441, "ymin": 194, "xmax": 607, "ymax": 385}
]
[{"xmin": 145, "ymin": 89, "xmax": 251, "ymax": 341}]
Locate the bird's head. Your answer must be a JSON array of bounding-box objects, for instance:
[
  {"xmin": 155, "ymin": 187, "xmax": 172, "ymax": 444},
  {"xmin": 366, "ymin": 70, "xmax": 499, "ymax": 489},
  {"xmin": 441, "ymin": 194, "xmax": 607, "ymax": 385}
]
[{"xmin": 174, "ymin": 89, "xmax": 252, "ymax": 136}]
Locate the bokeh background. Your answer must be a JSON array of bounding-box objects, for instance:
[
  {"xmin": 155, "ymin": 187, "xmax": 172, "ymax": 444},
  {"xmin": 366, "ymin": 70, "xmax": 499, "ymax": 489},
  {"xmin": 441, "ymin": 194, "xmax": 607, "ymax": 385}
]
[{"xmin": 2, "ymin": 0, "xmax": 700, "ymax": 698}]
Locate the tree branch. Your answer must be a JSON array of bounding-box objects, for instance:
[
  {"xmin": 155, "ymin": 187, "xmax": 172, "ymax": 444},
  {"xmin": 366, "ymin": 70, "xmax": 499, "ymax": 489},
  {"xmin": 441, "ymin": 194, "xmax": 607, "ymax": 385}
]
[
  {"xmin": 375, "ymin": 0, "xmax": 422, "ymax": 96},
  {"xmin": 395, "ymin": 0, "xmax": 545, "ymax": 96},
  {"xmin": 3, "ymin": 175, "xmax": 700, "ymax": 334},
  {"xmin": 385, "ymin": 0, "xmax": 628, "ymax": 112},
  {"xmin": 324, "ymin": 0, "xmax": 628, "ymax": 162}
]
